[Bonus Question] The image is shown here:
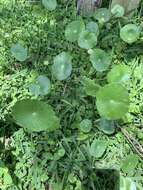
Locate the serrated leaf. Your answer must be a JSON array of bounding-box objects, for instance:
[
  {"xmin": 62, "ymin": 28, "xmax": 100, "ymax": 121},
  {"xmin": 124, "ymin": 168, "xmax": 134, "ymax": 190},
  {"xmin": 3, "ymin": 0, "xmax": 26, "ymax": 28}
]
[
  {"xmin": 107, "ymin": 64, "xmax": 131, "ymax": 84},
  {"xmin": 12, "ymin": 99, "xmax": 60, "ymax": 132},
  {"xmin": 90, "ymin": 139, "xmax": 107, "ymax": 158},
  {"xmin": 65, "ymin": 20, "xmax": 85, "ymax": 42},
  {"xmin": 78, "ymin": 30, "xmax": 97, "ymax": 49},
  {"xmin": 90, "ymin": 49, "xmax": 111, "ymax": 72},
  {"xmin": 96, "ymin": 83, "xmax": 129, "ymax": 120},
  {"xmin": 121, "ymin": 154, "xmax": 139, "ymax": 173},
  {"xmin": 52, "ymin": 52, "xmax": 72, "ymax": 81},
  {"xmin": 42, "ymin": 0, "xmax": 57, "ymax": 11},
  {"xmin": 10, "ymin": 43, "xmax": 27, "ymax": 62}
]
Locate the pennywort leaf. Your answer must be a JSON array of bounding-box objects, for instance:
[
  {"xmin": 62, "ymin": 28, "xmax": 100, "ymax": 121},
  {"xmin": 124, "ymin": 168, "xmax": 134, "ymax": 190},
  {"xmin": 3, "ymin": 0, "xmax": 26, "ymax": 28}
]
[
  {"xmin": 94, "ymin": 8, "xmax": 111, "ymax": 23},
  {"xmin": 86, "ymin": 21, "xmax": 99, "ymax": 36},
  {"xmin": 10, "ymin": 43, "xmax": 27, "ymax": 62},
  {"xmin": 12, "ymin": 99, "xmax": 60, "ymax": 132},
  {"xmin": 121, "ymin": 154, "xmax": 139, "ymax": 173},
  {"xmin": 90, "ymin": 49, "xmax": 111, "ymax": 72},
  {"xmin": 90, "ymin": 139, "xmax": 107, "ymax": 158},
  {"xmin": 78, "ymin": 30, "xmax": 97, "ymax": 49},
  {"xmin": 52, "ymin": 52, "xmax": 72, "ymax": 80},
  {"xmin": 107, "ymin": 64, "xmax": 131, "ymax": 84},
  {"xmin": 99, "ymin": 118, "xmax": 115, "ymax": 134},
  {"xmin": 42, "ymin": 0, "xmax": 57, "ymax": 11},
  {"xmin": 80, "ymin": 119, "xmax": 92, "ymax": 133},
  {"xmin": 82, "ymin": 76, "xmax": 100, "ymax": 97},
  {"xmin": 65, "ymin": 20, "xmax": 85, "ymax": 42},
  {"xmin": 111, "ymin": 4, "xmax": 125, "ymax": 17},
  {"xmin": 96, "ymin": 84, "xmax": 129, "ymax": 120},
  {"xmin": 29, "ymin": 75, "xmax": 51, "ymax": 96},
  {"xmin": 120, "ymin": 24, "xmax": 140, "ymax": 44}
]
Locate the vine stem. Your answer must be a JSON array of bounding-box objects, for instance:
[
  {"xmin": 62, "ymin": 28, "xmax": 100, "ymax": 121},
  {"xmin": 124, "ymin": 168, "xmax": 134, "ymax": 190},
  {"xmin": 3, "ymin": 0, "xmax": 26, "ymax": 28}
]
[{"xmin": 118, "ymin": 126, "xmax": 143, "ymax": 159}]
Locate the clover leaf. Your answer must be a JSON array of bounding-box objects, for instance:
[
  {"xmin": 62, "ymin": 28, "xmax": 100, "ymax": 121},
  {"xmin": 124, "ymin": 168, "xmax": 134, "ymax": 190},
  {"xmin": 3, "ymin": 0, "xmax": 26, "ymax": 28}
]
[
  {"xmin": 86, "ymin": 21, "xmax": 99, "ymax": 36},
  {"xmin": 65, "ymin": 20, "xmax": 85, "ymax": 42},
  {"xmin": 52, "ymin": 52, "xmax": 72, "ymax": 80},
  {"xmin": 96, "ymin": 84, "xmax": 129, "ymax": 120},
  {"xmin": 90, "ymin": 139, "xmax": 107, "ymax": 158},
  {"xmin": 10, "ymin": 43, "xmax": 27, "ymax": 62},
  {"xmin": 78, "ymin": 30, "xmax": 97, "ymax": 49},
  {"xmin": 120, "ymin": 24, "xmax": 140, "ymax": 44},
  {"xmin": 90, "ymin": 49, "xmax": 111, "ymax": 72},
  {"xmin": 107, "ymin": 64, "xmax": 131, "ymax": 84},
  {"xmin": 12, "ymin": 99, "xmax": 60, "ymax": 132},
  {"xmin": 94, "ymin": 8, "xmax": 111, "ymax": 23},
  {"xmin": 42, "ymin": 0, "xmax": 57, "ymax": 11}
]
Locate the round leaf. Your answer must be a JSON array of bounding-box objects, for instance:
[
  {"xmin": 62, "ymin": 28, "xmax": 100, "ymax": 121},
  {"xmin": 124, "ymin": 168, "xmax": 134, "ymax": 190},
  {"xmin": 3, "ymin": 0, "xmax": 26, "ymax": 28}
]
[
  {"xmin": 107, "ymin": 64, "xmax": 131, "ymax": 84},
  {"xmin": 94, "ymin": 8, "xmax": 111, "ymax": 23},
  {"xmin": 65, "ymin": 20, "xmax": 85, "ymax": 42},
  {"xmin": 90, "ymin": 49, "xmax": 111, "ymax": 72},
  {"xmin": 10, "ymin": 43, "xmax": 27, "ymax": 62},
  {"xmin": 90, "ymin": 139, "xmax": 107, "ymax": 158},
  {"xmin": 78, "ymin": 30, "xmax": 97, "ymax": 49},
  {"xmin": 42, "ymin": 0, "xmax": 57, "ymax": 11},
  {"xmin": 86, "ymin": 21, "xmax": 99, "ymax": 36},
  {"xmin": 29, "ymin": 84, "xmax": 40, "ymax": 96},
  {"xmin": 120, "ymin": 24, "xmax": 140, "ymax": 44},
  {"xmin": 12, "ymin": 99, "xmax": 60, "ymax": 132},
  {"xmin": 52, "ymin": 52, "xmax": 72, "ymax": 80},
  {"xmin": 99, "ymin": 118, "xmax": 115, "ymax": 134},
  {"xmin": 82, "ymin": 76, "xmax": 100, "ymax": 97},
  {"xmin": 37, "ymin": 75, "xmax": 51, "ymax": 95},
  {"xmin": 111, "ymin": 4, "xmax": 125, "ymax": 17},
  {"xmin": 80, "ymin": 119, "xmax": 92, "ymax": 133},
  {"xmin": 96, "ymin": 84, "xmax": 129, "ymax": 120},
  {"xmin": 121, "ymin": 154, "xmax": 139, "ymax": 173},
  {"xmin": 29, "ymin": 75, "xmax": 51, "ymax": 96}
]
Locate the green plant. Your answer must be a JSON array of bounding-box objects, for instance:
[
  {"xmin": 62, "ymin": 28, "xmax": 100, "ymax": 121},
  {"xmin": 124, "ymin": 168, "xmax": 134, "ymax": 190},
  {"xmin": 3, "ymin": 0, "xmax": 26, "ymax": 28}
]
[
  {"xmin": 12, "ymin": 99, "xmax": 60, "ymax": 132},
  {"xmin": 52, "ymin": 52, "xmax": 73, "ymax": 81},
  {"xmin": 10, "ymin": 43, "xmax": 28, "ymax": 62},
  {"xmin": 120, "ymin": 24, "xmax": 140, "ymax": 44},
  {"xmin": 0, "ymin": 0, "xmax": 143, "ymax": 189}
]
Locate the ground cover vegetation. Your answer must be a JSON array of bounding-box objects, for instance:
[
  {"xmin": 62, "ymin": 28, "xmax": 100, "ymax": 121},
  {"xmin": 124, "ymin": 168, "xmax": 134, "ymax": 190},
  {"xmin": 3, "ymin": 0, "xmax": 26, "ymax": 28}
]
[{"xmin": 0, "ymin": 0, "xmax": 143, "ymax": 189}]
